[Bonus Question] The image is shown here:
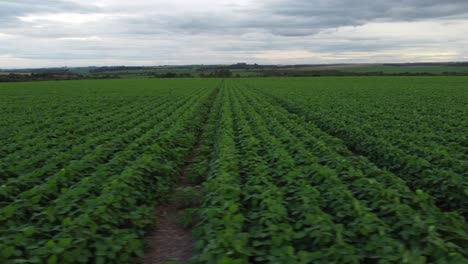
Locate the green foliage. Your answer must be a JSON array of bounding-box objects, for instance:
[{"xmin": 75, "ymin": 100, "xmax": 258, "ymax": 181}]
[
  {"xmin": 170, "ymin": 187, "xmax": 203, "ymax": 209},
  {"xmin": 0, "ymin": 79, "xmax": 219, "ymax": 263},
  {"xmin": 1, "ymin": 77, "xmax": 467, "ymax": 263},
  {"xmin": 192, "ymin": 79, "xmax": 468, "ymax": 263},
  {"xmin": 251, "ymin": 76, "xmax": 468, "ymax": 216},
  {"xmin": 176, "ymin": 208, "xmax": 199, "ymax": 229}
]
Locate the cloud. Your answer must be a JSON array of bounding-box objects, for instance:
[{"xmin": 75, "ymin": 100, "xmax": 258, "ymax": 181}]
[
  {"xmin": 0, "ymin": 33, "xmax": 14, "ymax": 39},
  {"xmin": 0, "ymin": 0, "xmax": 468, "ymax": 68},
  {"xmin": 0, "ymin": 1, "xmax": 96, "ymax": 24},
  {"xmin": 18, "ymin": 13, "xmax": 112, "ymax": 24},
  {"xmin": 57, "ymin": 36, "xmax": 103, "ymax": 41},
  {"xmin": 267, "ymin": 0, "xmax": 468, "ymax": 24}
]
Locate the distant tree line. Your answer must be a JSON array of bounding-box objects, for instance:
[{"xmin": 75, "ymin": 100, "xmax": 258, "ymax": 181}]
[
  {"xmin": 0, "ymin": 72, "xmax": 119, "ymax": 82},
  {"xmin": 200, "ymin": 69, "xmax": 234, "ymax": 78},
  {"xmin": 3, "ymin": 64, "xmax": 468, "ymax": 83},
  {"xmin": 383, "ymin": 62, "xmax": 468, "ymax": 67},
  {"xmin": 257, "ymin": 70, "xmax": 468, "ymax": 77},
  {"xmin": 152, "ymin": 72, "xmax": 194, "ymax": 78},
  {"xmin": 90, "ymin": 66, "xmax": 148, "ymax": 73},
  {"xmin": 150, "ymin": 69, "xmax": 237, "ymax": 78}
]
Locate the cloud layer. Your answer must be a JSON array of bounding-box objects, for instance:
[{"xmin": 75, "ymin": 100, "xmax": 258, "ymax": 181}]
[{"xmin": 1, "ymin": 0, "xmax": 468, "ymax": 68}]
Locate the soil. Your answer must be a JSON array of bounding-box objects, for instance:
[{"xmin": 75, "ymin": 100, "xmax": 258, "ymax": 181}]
[
  {"xmin": 143, "ymin": 89, "xmax": 218, "ymax": 264},
  {"xmin": 143, "ymin": 204, "xmax": 195, "ymax": 264},
  {"xmin": 143, "ymin": 140, "xmax": 201, "ymax": 264}
]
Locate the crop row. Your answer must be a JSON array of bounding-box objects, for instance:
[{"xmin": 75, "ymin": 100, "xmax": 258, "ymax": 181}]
[
  {"xmin": 193, "ymin": 80, "xmax": 468, "ymax": 263},
  {"xmin": 0, "ymin": 83, "xmax": 218, "ymax": 263},
  {"xmin": 248, "ymin": 77, "xmax": 467, "ymax": 217},
  {"xmin": 1, "ymin": 77, "xmax": 466, "ymax": 263},
  {"xmin": 0, "ymin": 88, "xmax": 199, "ymax": 179}
]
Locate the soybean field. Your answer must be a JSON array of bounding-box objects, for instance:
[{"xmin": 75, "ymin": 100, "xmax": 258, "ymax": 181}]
[{"xmin": 0, "ymin": 77, "xmax": 467, "ymax": 263}]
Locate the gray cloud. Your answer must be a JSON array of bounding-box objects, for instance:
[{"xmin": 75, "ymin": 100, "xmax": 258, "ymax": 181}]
[
  {"xmin": 251, "ymin": 0, "xmax": 468, "ymax": 36},
  {"xmin": 0, "ymin": 0, "xmax": 97, "ymax": 23},
  {"xmin": 124, "ymin": 0, "xmax": 468, "ymax": 37},
  {"xmin": 268, "ymin": 0, "xmax": 468, "ymax": 21},
  {"xmin": 1, "ymin": 0, "xmax": 468, "ymax": 67}
]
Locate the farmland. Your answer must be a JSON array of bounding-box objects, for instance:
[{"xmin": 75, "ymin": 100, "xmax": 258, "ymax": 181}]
[{"xmin": 0, "ymin": 77, "xmax": 467, "ymax": 263}]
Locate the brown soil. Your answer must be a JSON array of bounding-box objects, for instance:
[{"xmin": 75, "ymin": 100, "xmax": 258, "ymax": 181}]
[
  {"xmin": 143, "ymin": 204, "xmax": 195, "ymax": 264},
  {"xmin": 143, "ymin": 89, "xmax": 218, "ymax": 264},
  {"xmin": 143, "ymin": 140, "xmax": 201, "ymax": 264}
]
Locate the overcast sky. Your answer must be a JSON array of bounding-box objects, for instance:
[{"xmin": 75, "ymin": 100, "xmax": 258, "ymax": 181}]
[{"xmin": 1, "ymin": 0, "xmax": 468, "ymax": 68}]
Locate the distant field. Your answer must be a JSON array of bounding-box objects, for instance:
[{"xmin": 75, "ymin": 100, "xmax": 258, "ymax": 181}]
[
  {"xmin": 7, "ymin": 63, "xmax": 468, "ymax": 80},
  {"xmin": 0, "ymin": 72, "xmax": 31, "ymax": 76},
  {"xmin": 1, "ymin": 77, "xmax": 467, "ymax": 263},
  {"xmin": 338, "ymin": 64, "xmax": 468, "ymax": 74},
  {"xmin": 276, "ymin": 64, "xmax": 468, "ymax": 74}
]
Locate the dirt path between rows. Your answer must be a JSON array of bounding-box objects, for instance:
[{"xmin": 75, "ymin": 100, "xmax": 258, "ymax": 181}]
[
  {"xmin": 142, "ymin": 156, "xmax": 198, "ymax": 264},
  {"xmin": 143, "ymin": 89, "xmax": 218, "ymax": 264}
]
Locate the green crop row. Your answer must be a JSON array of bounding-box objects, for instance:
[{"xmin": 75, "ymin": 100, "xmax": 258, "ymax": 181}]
[
  {"xmin": 249, "ymin": 77, "xmax": 467, "ymax": 217},
  {"xmin": 192, "ymin": 80, "xmax": 468, "ymax": 263},
  {"xmin": 0, "ymin": 79, "xmax": 220, "ymax": 263},
  {"xmin": 1, "ymin": 77, "xmax": 466, "ymax": 263}
]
